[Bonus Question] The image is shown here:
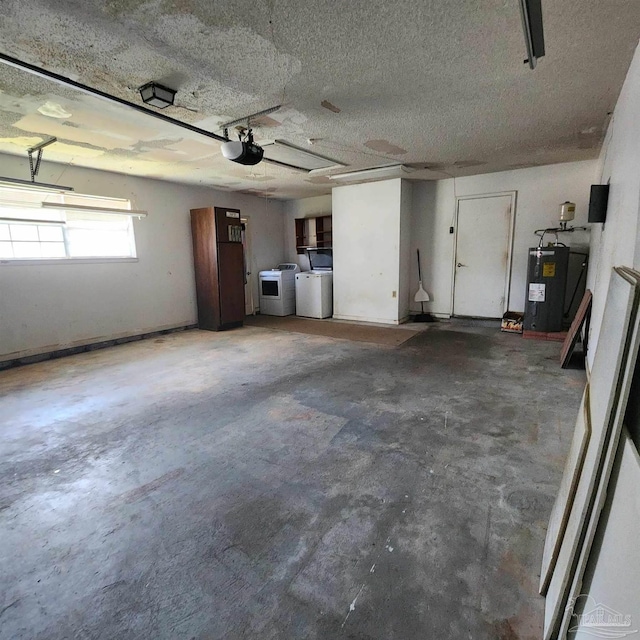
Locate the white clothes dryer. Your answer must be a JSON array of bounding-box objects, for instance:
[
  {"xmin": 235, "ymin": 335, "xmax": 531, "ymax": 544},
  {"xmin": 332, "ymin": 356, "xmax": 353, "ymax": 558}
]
[{"xmin": 258, "ymin": 263, "xmax": 300, "ymax": 316}]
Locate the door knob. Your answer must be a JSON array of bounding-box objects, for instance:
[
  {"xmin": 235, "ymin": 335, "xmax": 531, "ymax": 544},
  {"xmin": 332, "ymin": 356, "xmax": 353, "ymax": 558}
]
[{"xmin": 457, "ymin": 262, "xmax": 467, "ymax": 268}]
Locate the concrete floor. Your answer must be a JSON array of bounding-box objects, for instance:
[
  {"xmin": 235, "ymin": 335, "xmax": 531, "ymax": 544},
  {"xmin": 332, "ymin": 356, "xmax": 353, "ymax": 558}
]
[{"xmin": 0, "ymin": 323, "xmax": 585, "ymax": 639}]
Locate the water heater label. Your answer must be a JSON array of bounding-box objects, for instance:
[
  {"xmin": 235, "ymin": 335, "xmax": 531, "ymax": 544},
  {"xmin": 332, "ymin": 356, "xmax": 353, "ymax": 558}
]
[
  {"xmin": 543, "ymin": 262, "xmax": 556, "ymax": 277},
  {"xmin": 529, "ymin": 283, "xmax": 546, "ymax": 302}
]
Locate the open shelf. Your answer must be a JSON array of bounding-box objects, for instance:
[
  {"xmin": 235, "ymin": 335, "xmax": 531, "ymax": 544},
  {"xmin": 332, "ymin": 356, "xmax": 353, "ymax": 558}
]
[{"xmin": 294, "ymin": 214, "xmax": 332, "ymax": 253}]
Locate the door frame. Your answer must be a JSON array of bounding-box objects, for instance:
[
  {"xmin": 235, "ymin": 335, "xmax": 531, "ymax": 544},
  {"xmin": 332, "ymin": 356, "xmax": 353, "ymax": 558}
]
[
  {"xmin": 241, "ymin": 216, "xmax": 255, "ymax": 315},
  {"xmin": 450, "ymin": 191, "xmax": 517, "ymax": 317}
]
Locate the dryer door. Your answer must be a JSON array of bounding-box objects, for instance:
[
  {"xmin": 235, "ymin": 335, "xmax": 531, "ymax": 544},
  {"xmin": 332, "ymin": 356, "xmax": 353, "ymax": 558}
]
[{"xmin": 260, "ymin": 275, "xmax": 281, "ymax": 300}]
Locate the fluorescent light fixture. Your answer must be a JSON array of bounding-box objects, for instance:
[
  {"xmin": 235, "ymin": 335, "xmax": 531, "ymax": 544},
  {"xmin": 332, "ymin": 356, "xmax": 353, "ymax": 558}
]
[
  {"xmin": 139, "ymin": 82, "xmax": 177, "ymax": 109},
  {"xmin": 519, "ymin": 0, "xmax": 545, "ymax": 69},
  {"xmin": 0, "ymin": 200, "xmax": 47, "ymax": 210},
  {"xmin": 0, "ymin": 177, "xmax": 73, "ymax": 192},
  {"xmin": 261, "ymin": 140, "xmax": 346, "ymax": 172},
  {"xmin": 0, "ymin": 216, "xmax": 66, "ymax": 225},
  {"xmin": 42, "ymin": 202, "xmax": 147, "ymax": 218},
  {"xmin": 330, "ymin": 164, "xmax": 415, "ymax": 183},
  {"xmin": 0, "ymin": 182, "xmax": 146, "ymax": 218}
]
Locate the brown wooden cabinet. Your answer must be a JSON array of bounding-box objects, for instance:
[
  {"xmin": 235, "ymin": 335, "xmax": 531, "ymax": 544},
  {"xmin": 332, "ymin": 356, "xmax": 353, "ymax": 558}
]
[{"xmin": 190, "ymin": 207, "xmax": 245, "ymax": 331}]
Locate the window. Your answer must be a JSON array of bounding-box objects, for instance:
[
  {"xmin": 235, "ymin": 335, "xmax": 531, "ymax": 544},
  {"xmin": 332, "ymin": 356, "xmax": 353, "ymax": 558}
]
[{"xmin": 0, "ymin": 185, "xmax": 139, "ymax": 262}]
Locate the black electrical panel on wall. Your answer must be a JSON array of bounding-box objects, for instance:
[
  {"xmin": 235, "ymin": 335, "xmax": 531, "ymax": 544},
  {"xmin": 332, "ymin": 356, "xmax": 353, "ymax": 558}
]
[{"xmin": 588, "ymin": 184, "xmax": 609, "ymax": 223}]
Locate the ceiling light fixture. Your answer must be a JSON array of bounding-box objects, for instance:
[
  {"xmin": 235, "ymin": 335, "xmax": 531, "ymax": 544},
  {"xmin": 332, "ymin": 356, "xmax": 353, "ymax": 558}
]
[
  {"xmin": 261, "ymin": 140, "xmax": 346, "ymax": 173},
  {"xmin": 42, "ymin": 202, "xmax": 148, "ymax": 218},
  {"xmin": 330, "ymin": 164, "xmax": 415, "ymax": 183},
  {"xmin": 519, "ymin": 0, "xmax": 545, "ymax": 69},
  {"xmin": 0, "ymin": 177, "xmax": 74, "ymax": 192},
  {"xmin": 0, "ymin": 184, "xmax": 146, "ymax": 217},
  {"xmin": 139, "ymin": 82, "xmax": 177, "ymax": 109}
]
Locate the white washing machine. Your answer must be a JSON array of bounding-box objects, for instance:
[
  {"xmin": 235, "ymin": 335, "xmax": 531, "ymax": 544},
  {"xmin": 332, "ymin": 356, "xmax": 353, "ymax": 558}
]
[
  {"xmin": 295, "ymin": 271, "xmax": 333, "ymax": 318},
  {"xmin": 259, "ymin": 263, "xmax": 300, "ymax": 316},
  {"xmin": 295, "ymin": 248, "xmax": 333, "ymax": 319}
]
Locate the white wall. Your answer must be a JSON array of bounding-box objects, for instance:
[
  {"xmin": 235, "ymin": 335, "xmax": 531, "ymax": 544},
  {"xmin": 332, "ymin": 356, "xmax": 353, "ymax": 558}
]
[
  {"xmin": 398, "ymin": 180, "xmax": 412, "ymax": 320},
  {"xmin": 283, "ymin": 194, "xmax": 331, "ymax": 271},
  {"xmin": 410, "ymin": 161, "xmax": 597, "ymax": 317},
  {"xmin": 0, "ymin": 154, "xmax": 285, "ymax": 361},
  {"xmin": 410, "ymin": 180, "xmax": 455, "ymax": 317},
  {"xmin": 586, "ymin": 43, "xmax": 640, "ymax": 368},
  {"xmin": 332, "ymin": 179, "xmax": 410, "ymax": 324}
]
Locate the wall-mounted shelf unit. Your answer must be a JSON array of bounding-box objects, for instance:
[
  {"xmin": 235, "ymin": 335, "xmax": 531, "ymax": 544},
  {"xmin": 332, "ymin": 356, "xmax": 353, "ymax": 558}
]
[
  {"xmin": 295, "ymin": 218, "xmax": 308, "ymax": 254},
  {"xmin": 315, "ymin": 215, "xmax": 332, "ymax": 248},
  {"xmin": 295, "ymin": 214, "xmax": 331, "ymax": 254}
]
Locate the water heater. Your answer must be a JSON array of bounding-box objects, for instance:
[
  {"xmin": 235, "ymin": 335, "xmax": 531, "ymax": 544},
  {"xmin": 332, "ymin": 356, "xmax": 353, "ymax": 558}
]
[{"xmin": 524, "ymin": 246, "xmax": 570, "ymax": 332}]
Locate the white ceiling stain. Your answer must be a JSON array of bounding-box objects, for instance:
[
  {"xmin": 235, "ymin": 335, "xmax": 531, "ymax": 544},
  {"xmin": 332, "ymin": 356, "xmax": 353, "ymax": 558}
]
[
  {"xmin": 364, "ymin": 140, "xmax": 408, "ymax": 155},
  {"xmin": 164, "ymin": 138, "xmax": 219, "ymax": 160},
  {"xmin": 0, "ymin": 136, "xmax": 45, "ymax": 149},
  {"xmin": 67, "ymin": 108, "xmax": 163, "ymax": 142},
  {"xmin": 13, "ymin": 113, "xmax": 138, "ymax": 151},
  {"xmin": 0, "ymin": 0, "xmax": 638, "ymax": 199},
  {"xmin": 137, "ymin": 148, "xmax": 191, "ymax": 164},
  {"xmin": 51, "ymin": 142, "xmax": 104, "ymax": 158},
  {"xmin": 37, "ymin": 101, "xmax": 72, "ymax": 118}
]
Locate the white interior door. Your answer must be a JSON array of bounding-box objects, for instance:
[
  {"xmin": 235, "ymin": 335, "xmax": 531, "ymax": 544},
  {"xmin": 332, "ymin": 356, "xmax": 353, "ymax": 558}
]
[{"xmin": 453, "ymin": 193, "xmax": 515, "ymax": 318}]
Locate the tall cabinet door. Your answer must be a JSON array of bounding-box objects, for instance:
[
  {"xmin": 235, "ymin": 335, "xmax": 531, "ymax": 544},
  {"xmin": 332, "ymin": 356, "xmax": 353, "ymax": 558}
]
[
  {"xmin": 214, "ymin": 207, "xmax": 245, "ymax": 329},
  {"xmin": 190, "ymin": 208, "xmax": 220, "ymax": 330},
  {"xmin": 190, "ymin": 206, "xmax": 245, "ymax": 331},
  {"xmin": 217, "ymin": 243, "xmax": 245, "ymax": 326}
]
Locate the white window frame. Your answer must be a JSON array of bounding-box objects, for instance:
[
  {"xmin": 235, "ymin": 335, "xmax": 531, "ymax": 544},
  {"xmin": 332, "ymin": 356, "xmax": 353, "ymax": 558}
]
[{"xmin": 0, "ymin": 185, "xmax": 143, "ymax": 266}]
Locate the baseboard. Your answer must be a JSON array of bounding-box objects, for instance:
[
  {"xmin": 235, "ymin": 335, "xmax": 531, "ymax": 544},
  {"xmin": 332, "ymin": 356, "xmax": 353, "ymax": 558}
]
[
  {"xmin": 0, "ymin": 323, "xmax": 197, "ymax": 371},
  {"xmin": 410, "ymin": 310, "xmax": 450, "ymax": 319},
  {"xmin": 332, "ymin": 314, "xmax": 402, "ymax": 325}
]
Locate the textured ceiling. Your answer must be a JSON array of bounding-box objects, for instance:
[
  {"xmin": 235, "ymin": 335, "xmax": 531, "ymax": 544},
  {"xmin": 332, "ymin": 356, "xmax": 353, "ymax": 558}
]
[{"xmin": 0, "ymin": 0, "xmax": 639, "ymax": 199}]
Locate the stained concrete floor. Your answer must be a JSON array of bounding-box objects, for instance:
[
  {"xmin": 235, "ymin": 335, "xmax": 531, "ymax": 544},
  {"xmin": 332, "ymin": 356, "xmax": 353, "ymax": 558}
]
[{"xmin": 0, "ymin": 323, "xmax": 585, "ymax": 639}]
